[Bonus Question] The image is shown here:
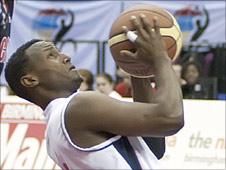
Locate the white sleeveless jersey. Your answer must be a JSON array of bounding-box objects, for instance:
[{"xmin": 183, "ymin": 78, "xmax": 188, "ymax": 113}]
[{"xmin": 43, "ymin": 92, "xmax": 160, "ymax": 170}]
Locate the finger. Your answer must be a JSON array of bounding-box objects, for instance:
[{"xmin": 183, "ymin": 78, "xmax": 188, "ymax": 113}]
[
  {"xmin": 140, "ymin": 13, "xmax": 153, "ymax": 37},
  {"xmin": 130, "ymin": 15, "xmax": 149, "ymax": 41},
  {"xmin": 120, "ymin": 50, "xmax": 137, "ymax": 60},
  {"xmin": 153, "ymin": 16, "xmax": 160, "ymax": 35},
  {"xmin": 122, "ymin": 25, "xmax": 129, "ymax": 33}
]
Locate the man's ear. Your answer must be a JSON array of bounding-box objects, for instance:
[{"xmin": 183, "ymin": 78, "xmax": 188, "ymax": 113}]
[{"xmin": 20, "ymin": 74, "xmax": 39, "ymax": 87}]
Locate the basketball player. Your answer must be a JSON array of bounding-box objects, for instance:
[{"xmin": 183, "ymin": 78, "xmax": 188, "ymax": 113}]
[{"xmin": 5, "ymin": 14, "xmax": 184, "ymax": 169}]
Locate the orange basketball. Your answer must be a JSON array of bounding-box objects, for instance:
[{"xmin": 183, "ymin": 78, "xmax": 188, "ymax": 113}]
[{"xmin": 108, "ymin": 4, "xmax": 183, "ymax": 78}]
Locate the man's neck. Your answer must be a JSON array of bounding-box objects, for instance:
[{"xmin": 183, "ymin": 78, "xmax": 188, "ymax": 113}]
[{"xmin": 34, "ymin": 90, "xmax": 75, "ymax": 110}]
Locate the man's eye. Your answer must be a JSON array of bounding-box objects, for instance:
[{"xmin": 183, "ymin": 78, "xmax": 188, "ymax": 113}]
[{"xmin": 48, "ymin": 53, "xmax": 56, "ymax": 58}]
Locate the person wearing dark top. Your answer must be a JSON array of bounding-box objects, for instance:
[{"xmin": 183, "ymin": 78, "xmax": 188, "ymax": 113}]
[
  {"xmin": 0, "ymin": 0, "xmax": 14, "ymax": 74},
  {"xmin": 181, "ymin": 61, "xmax": 205, "ymax": 99}
]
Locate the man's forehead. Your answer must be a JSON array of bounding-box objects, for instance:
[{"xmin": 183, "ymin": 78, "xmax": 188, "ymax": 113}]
[
  {"xmin": 25, "ymin": 41, "xmax": 52, "ymax": 59},
  {"xmin": 32, "ymin": 41, "xmax": 54, "ymax": 48},
  {"xmin": 27, "ymin": 40, "xmax": 55, "ymax": 54}
]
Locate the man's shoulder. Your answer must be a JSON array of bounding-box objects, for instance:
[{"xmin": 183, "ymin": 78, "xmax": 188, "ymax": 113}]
[
  {"xmin": 66, "ymin": 91, "xmax": 102, "ymax": 114},
  {"xmin": 65, "ymin": 90, "xmax": 113, "ymax": 122},
  {"xmin": 72, "ymin": 91, "xmax": 101, "ymax": 103}
]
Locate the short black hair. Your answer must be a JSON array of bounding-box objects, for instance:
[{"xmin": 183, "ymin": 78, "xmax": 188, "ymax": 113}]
[
  {"xmin": 5, "ymin": 39, "xmax": 42, "ymax": 100},
  {"xmin": 181, "ymin": 61, "xmax": 202, "ymax": 80}
]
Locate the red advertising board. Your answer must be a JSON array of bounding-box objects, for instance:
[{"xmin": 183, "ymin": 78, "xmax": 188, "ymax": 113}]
[{"xmin": 1, "ymin": 97, "xmax": 60, "ymax": 169}]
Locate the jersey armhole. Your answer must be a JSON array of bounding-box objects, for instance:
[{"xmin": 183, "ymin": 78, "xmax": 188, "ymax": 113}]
[{"xmin": 60, "ymin": 93, "xmax": 121, "ymax": 152}]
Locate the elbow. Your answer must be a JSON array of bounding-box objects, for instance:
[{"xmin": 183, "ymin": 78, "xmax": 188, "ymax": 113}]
[
  {"xmin": 159, "ymin": 101, "xmax": 184, "ymax": 134},
  {"xmin": 178, "ymin": 117, "xmax": 184, "ymax": 130},
  {"xmin": 159, "ymin": 105, "xmax": 184, "ymax": 136},
  {"xmin": 166, "ymin": 113, "xmax": 184, "ymax": 136},
  {"xmin": 173, "ymin": 115, "xmax": 184, "ymax": 133},
  {"xmin": 171, "ymin": 104, "xmax": 184, "ymax": 133}
]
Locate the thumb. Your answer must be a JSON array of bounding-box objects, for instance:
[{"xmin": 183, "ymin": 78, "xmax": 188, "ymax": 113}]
[{"xmin": 120, "ymin": 50, "xmax": 137, "ymax": 60}]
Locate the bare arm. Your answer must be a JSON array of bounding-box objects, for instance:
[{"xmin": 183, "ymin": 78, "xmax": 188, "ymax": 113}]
[
  {"xmin": 66, "ymin": 91, "xmax": 182, "ymax": 137},
  {"xmin": 131, "ymin": 77, "xmax": 154, "ymax": 102},
  {"xmin": 65, "ymin": 14, "xmax": 184, "ymax": 138},
  {"xmin": 131, "ymin": 77, "xmax": 166, "ymax": 159}
]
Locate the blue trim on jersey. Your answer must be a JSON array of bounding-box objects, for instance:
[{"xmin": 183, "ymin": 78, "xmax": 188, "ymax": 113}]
[
  {"xmin": 61, "ymin": 92, "xmax": 123, "ymax": 153},
  {"xmin": 142, "ymin": 137, "xmax": 165, "ymax": 159},
  {"xmin": 113, "ymin": 136, "xmax": 141, "ymax": 170},
  {"xmin": 77, "ymin": 140, "xmax": 116, "ymax": 152}
]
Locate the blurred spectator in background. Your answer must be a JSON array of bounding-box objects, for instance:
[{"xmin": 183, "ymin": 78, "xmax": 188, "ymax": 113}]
[
  {"xmin": 181, "ymin": 61, "xmax": 205, "ymax": 99},
  {"xmin": 115, "ymin": 68, "xmax": 132, "ymax": 97},
  {"xmin": 96, "ymin": 73, "xmax": 122, "ymax": 99},
  {"xmin": 78, "ymin": 69, "xmax": 94, "ymax": 91}
]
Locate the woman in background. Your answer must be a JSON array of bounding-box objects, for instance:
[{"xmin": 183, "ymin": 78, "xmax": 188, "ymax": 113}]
[
  {"xmin": 181, "ymin": 61, "xmax": 205, "ymax": 99},
  {"xmin": 96, "ymin": 73, "xmax": 122, "ymax": 99},
  {"xmin": 78, "ymin": 69, "xmax": 94, "ymax": 91}
]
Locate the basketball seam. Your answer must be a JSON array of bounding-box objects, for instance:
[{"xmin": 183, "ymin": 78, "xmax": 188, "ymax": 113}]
[
  {"xmin": 110, "ymin": 9, "xmax": 173, "ymax": 38},
  {"xmin": 110, "ymin": 32, "xmax": 181, "ymax": 51},
  {"xmin": 166, "ymin": 36, "xmax": 178, "ymax": 51},
  {"xmin": 165, "ymin": 10, "xmax": 183, "ymax": 60},
  {"xmin": 109, "ymin": 24, "xmax": 181, "ymax": 47},
  {"xmin": 122, "ymin": 9, "xmax": 172, "ymax": 23},
  {"xmin": 110, "ymin": 35, "xmax": 176, "ymax": 51},
  {"xmin": 110, "ymin": 39, "xmax": 129, "ymax": 48}
]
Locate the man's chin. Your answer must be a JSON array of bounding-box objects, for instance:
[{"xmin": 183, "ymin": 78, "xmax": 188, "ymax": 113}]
[
  {"xmin": 78, "ymin": 77, "xmax": 83, "ymax": 84},
  {"xmin": 72, "ymin": 77, "xmax": 83, "ymax": 90}
]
